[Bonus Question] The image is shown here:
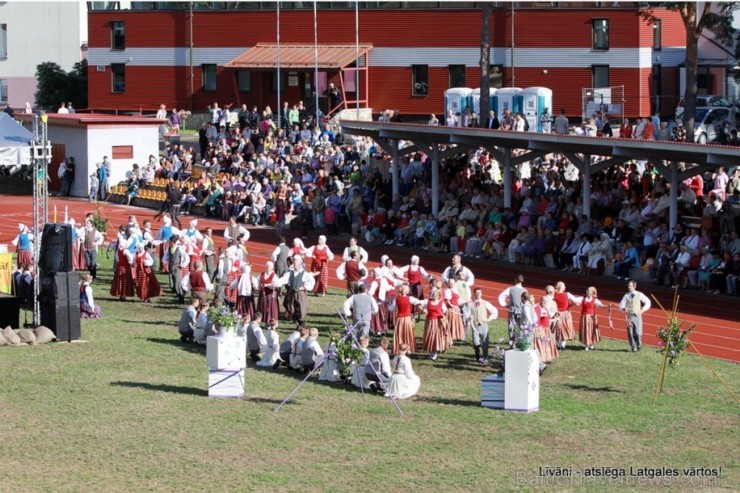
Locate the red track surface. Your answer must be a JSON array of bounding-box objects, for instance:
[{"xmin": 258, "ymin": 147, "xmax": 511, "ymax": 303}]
[{"xmin": 1, "ymin": 195, "xmax": 738, "ymax": 363}]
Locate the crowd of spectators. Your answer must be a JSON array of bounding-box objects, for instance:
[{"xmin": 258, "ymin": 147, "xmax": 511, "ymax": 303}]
[{"xmin": 116, "ymin": 100, "xmax": 740, "ymax": 297}]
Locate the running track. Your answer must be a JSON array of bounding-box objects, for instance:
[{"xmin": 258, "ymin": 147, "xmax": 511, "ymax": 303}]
[{"xmin": 1, "ymin": 195, "xmax": 738, "ymax": 363}]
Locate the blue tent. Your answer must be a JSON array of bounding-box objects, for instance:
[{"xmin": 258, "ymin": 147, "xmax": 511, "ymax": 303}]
[{"xmin": 0, "ymin": 113, "xmax": 33, "ymax": 166}]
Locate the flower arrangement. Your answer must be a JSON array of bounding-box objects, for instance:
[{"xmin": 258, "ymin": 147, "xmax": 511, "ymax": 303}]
[
  {"xmin": 207, "ymin": 305, "xmax": 239, "ymax": 332},
  {"xmin": 490, "ymin": 340, "xmax": 508, "ymax": 377},
  {"xmin": 335, "ymin": 338, "xmax": 365, "ymax": 379},
  {"xmin": 656, "ymin": 316, "xmax": 695, "ymax": 367},
  {"xmin": 509, "ymin": 319, "xmax": 535, "ymax": 351}
]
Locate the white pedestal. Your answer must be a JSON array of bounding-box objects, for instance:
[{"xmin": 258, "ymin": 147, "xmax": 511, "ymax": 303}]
[
  {"xmin": 208, "ymin": 369, "xmax": 244, "ymax": 398},
  {"xmin": 504, "ymin": 349, "xmax": 539, "ymax": 413},
  {"xmin": 206, "ymin": 333, "xmax": 246, "ymax": 370},
  {"xmin": 481, "ymin": 374, "xmax": 505, "ymax": 409}
]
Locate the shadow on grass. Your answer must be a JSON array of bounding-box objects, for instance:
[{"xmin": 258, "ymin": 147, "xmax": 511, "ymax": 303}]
[
  {"xmin": 146, "ymin": 337, "xmax": 206, "ymax": 355},
  {"xmin": 413, "ymin": 396, "xmax": 479, "ymax": 407},
  {"xmin": 122, "ymin": 319, "xmax": 172, "ymax": 326},
  {"xmin": 111, "ymin": 381, "xmax": 206, "ymax": 396},
  {"xmin": 562, "ymin": 383, "xmax": 627, "ymax": 393},
  {"xmin": 251, "ymin": 363, "xmax": 385, "ymax": 397}
]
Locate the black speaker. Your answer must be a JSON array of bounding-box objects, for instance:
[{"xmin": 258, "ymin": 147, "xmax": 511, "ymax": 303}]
[
  {"xmin": 40, "ymin": 223, "xmax": 74, "ymax": 274},
  {"xmin": 39, "ymin": 271, "xmax": 81, "ymax": 304},
  {"xmin": 40, "ymin": 300, "xmax": 81, "ymax": 342}
]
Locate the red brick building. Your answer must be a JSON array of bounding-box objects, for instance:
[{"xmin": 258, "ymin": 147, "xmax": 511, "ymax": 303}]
[{"xmin": 87, "ymin": 2, "xmax": 686, "ymax": 118}]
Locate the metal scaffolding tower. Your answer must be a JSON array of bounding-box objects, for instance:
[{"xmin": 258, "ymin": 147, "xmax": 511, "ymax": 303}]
[{"xmin": 30, "ymin": 114, "xmax": 51, "ymax": 327}]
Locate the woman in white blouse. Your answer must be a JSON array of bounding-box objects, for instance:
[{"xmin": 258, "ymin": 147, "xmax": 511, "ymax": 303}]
[{"xmin": 387, "ymin": 344, "xmax": 420, "ymax": 399}]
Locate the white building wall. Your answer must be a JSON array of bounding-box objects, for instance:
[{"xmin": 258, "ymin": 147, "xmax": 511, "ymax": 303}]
[
  {"xmin": 45, "ymin": 125, "xmax": 89, "ymax": 197},
  {"xmin": 0, "ymin": 1, "xmax": 84, "ymax": 108}
]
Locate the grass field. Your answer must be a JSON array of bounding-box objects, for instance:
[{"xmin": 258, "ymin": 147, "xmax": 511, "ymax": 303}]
[{"xmin": 0, "ymin": 253, "xmax": 738, "ymax": 492}]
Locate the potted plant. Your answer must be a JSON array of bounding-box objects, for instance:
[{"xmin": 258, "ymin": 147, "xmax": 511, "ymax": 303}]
[{"xmin": 207, "ymin": 305, "xmax": 239, "ymax": 336}]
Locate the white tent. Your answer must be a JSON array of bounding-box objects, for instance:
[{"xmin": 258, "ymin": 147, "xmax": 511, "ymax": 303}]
[{"xmin": 0, "ymin": 113, "xmax": 33, "ymax": 166}]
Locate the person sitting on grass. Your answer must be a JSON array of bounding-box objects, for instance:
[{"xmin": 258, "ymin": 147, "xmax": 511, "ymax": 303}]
[
  {"xmin": 79, "ymin": 274, "xmax": 102, "ymax": 319},
  {"xmin": 301, "ymin": 327, "xmax": 324, "ymax": 375},
  {"xmin": 178, "ymin": 297, "xmax": 199, "ymax": 343},
  {"xmin": 365, "ymin": 337, "xmax": 392, "ymax": 392},
  {"xmin": 246, "ymin": 311, "xmax": 266, "ymax": 362}
]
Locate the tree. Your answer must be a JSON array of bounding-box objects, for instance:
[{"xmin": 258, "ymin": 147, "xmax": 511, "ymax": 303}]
[
  {"xmin": 34, "ymin": 59, "xmax": 89, "ymax": 110},
  {"xmin": 479, "ymin": 2, "xmax": 493, "ymax": 125},
  {"xmin": 641, "ymin": 2, "xmax": 738, "ymax": 142}
]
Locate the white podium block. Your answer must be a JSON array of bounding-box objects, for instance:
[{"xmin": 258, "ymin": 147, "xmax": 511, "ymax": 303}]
[
  {"xmin": 206, "ymin": 334, "xmax": 246, "ymax": 370},
  {"xmin": 208, "ymin": 369, "xmax": 245, "ymax": 398},
  {"xmin": 504, "ymin": 349, "xmax": 539, "ymax": 413},
  {"xmin": 481, "ymin": 374, "xmax": 505, "ymax": 409}
]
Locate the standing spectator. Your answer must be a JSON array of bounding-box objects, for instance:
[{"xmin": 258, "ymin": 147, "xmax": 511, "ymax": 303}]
[
  {"xmin": 554, "ymin": 109, "xmax": 569, "ymax": 134},
  {"xmin": 619, "ymin": 118, "xmax": 633, "ymax": 139},
  {"xmin": 540, "ymin": 107, "xmax": 553, "ymax": 133}
]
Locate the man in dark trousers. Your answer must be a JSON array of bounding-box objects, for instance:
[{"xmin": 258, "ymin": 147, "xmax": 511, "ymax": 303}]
[{"xmin": 168, "ymin": 185, "xmax": 183, "ymax": 230}]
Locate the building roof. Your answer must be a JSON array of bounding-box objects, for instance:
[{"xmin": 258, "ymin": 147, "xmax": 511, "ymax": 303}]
[
  {"xmin": 16, "ymin": 113, "xmax": 164, "ymax": 127},
  {"xmin": 225, "ymin": 43, "xmax": 373, "ymax": 69}
]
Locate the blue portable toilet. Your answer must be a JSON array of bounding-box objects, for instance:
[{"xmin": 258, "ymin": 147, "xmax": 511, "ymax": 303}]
[
  {"xmin": 496, "ymin": 87, "xmax": 522, "ymax": 121},
  {"xmin": 520, "ymin": 87, "xmax": 553, "ymax": 133},
  {"xmin": 471, "ymin": 87, "xmax": 498, "ymax": 120},
  {"xmin": 444, "ymin": 87, "xmax": 473, "ymax": 126}
]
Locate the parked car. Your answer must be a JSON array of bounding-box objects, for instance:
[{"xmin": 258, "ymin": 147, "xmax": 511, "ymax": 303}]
[
  {"xmin": 675, "ymin": 95, "xmax": 733, "ymax": 118},
  {"xmin": 672, "ymin": 107, "xmax": 737, "ymax": 144}
]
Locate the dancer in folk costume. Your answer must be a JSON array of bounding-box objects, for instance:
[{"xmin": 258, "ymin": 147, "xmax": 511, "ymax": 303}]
[
  {"xmin": 455, "ymin": 269, "xmax": 474, "ymax": 335},
  {"xmin": 443, "ymin": 278, "xmax": 466, "ymax": 343},
  {"xmin": 318, "ymin": 334, "xmax": 341, "ymax": 382},
  {"xmin": 156, "ymin": 215, "xmax": 180, "ymax": 273},
  {"xmin": 183, "ymin": 219, "xmax": 204, "ymax": 246},
  {"xmin": 336, "ymin": 249, "xmax": 367, "ymax": 295},
  {"xmin": 399, "ymin": 255, "xmax": 431, "ymax": 301},
  {"xmin": 235, "ymin": 262, "xmax": 256, "ymax": 318},
  {"xmin": 278, "ymin": 255, "xmax": 317, "ymax": 323},
  {"xmin": 380, "ymin": 255, "xmax": 403, "ymax": 328},
  {"xmin": 342, "ymin": 236, "xmax": 369, "ymax": 264},
  {"xmin": 184, "ymin": 234, "xmax": 203, "ymax": 273},
  {"xmin": 213, "ymin": 247, "xmax": 230, "ymax": 305},
  {"xmin": 388, "ymin": 343, "xmax": 421, "ymax": 400},
  {"xmin": 420, "ymin": 288, "xmax": 449, "ymax": 361},
  {"xmin": 224, "ymin": 249, "xmax": 242, "ymax": 306},
  {"xmin": 201, "ymin": 227, "xmax": 217, "ymax": 281},
  {"xmin": 181, "ymin": 259, "xmax": 213, "ymax": 303},
  {"xmin": 541, "ymin": 285, "xmax": 562, "ymax": 357},
  {"xmin": 305, "ymin": 235, "xmax": 335, "ymax": 297},
  {"xmin": 270, "ymin": 236, "xmax": 292, "ymax": 278},
  {"xmin": 110, "ymin": 236, "xmax": 137, "ymax": 301},
  {"xmin": 167, "ymin": 235, "xmax": 189, "ymax": 303},
  {"xmin": 79, "ymin": 274, "xmax": 102, "ymax": 318},
  {"xmin": 534, "ymin": 295, "xmax": 558, "ymax": 364},
  {"xmin": 257, "ymin": 261, "xmax": 281, "ymax": 325},
  {"xmin": 81, "ymin": 219, "xmax": 104, "ymax": 280},
  {"xmin": 552, "ymin": 281, "xmax": 579, "ymax": 349},
  {"xmin": 290, "ymin": 237, "xmax": 306, "ymax": 258},
  {"xmin": 223, "ymin": 215, "xmax": 250, "ymax": 244},
  {"xmin": 12, "ymin": 224, "xmax": 34, "ymax": 267},
  {"xmin": 367, "ymin": 268, "xmax": 390, "ymax": 336},
  {"xmin": 470, "ymin": 287, "xmax": 498, "ymax": 365},
  {"xmin": 134, "ymin": 244, "xmax": 163, "ymax": 303},
  {"xmin": 68, "ymin": 218, "xmax": 83, "ymax": 271},
  {"xmin": 387, "ymin": 284, "xmax": 422, "ymax": 355},
  {"xmin": 574, "ymin": 286, "xmax": 609, "ymax": 350}
]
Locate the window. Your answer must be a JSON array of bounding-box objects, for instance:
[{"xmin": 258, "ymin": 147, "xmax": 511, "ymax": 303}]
[
  {"xmin": 202, "ymin": 64, "xmax": 217, "ymax": 92},
  {"xmin": 412, "ymin": 64, "xmax": 428, "ymax": 96},
  {"xmin": 111, "ymin": 21, "xmax": 125, "ymax": 50},
  {"xmin": 0, "ymin": 79, "xmax": 7, "ymax": 104},
  {"xmin": 592, "ymin": 65, "xmax": 609, "ymax": 88},
  {"xmin": 0, "ymin": 24, "xmax": 7, "ymax": 59},
  {"xmin": 592, "ymin": 19, "xmax": 609, "ymax": 50},
  {"xmin": 652, "ymin": 19, "xmax": 662, "ymax": 50},
  {"xmin": 111, "ymin": 145, "xmax": 133, "ymax": 159},
  {"xmin": 449, "ymin": 65, "xmax": 466, "ymax": 88},
  {"xmin": 237, "ymin": 70, "xmax": 251, "ymax": 92},
  {"xmin": 111, "ymin": 64, "xmax": 126, "ymax": 92}
]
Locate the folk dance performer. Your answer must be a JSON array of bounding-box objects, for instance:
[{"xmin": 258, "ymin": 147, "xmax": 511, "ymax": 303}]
[
  {"xmin": 455, "ymin": 270, "xmax": 474, "ymax": 334},
  {"xmin": 498, "ymin": 274, "xmax": 527, "ymax": 341},
  {"xmin": 278, "ymin": 255, "xmax": 317, "ymax": 323},
  {"xmin": 224, "ymin": 249, "xmax": 242, "ymax": 307},
  {"xmin": 336, "ymin": 250, "xmax": 367, "ymax": 295},
  {"xmin": 305, "ymin": 235, "xmax": 335, "ymax": 297},
  {"xmin": 367, "ymin": 268, "xmax": 390, "ymax": 336},
  {"xmin": 318, "ymin": 335, "xmax": 341, "ymax": 382},
  {"xmin": 400, "ymin": 255, "xmax": 430, "ymax": 320},
  {"xmin": 224, "ymin": 216, "xmax": 250, "ymax": 244},
  {"xmin": 388, "ymin": 343, "xmax": 421, "ymax": 400},
  {"xmin": 443, "ymin": 279, "xmax": 466, "ymax": 343},
  {"xmin": 68, "ymin": 218, "xmax": 82, "ymax": 271},
  {"xmin": 257, "ymin": 261, "xmax": 280, "ymax": 324},
  {"xmin": 440, "ymin": 253, "xmax": 475, "ymax": 286},
  {"xmin": 79, "ymin": 274, "xmax": 102, "ymax": 318},
  {"xmin": 290, "ymin": 237, "xmax": 306, "ymax": 258},
  {"xmin": 387, "ymin": 284, "xmax": 422, "ymax": 355},
  {"xmin": 534, "ymin": 295, "xmax": 558, "ymax": 365},
  {"xmin": 135, "ymin": 244, "xmax": 163, "ymax": 303},
  {"xmin": 343, "ymin": 283, "xmax": 379, "ymax": 340},
  {"xmin": 342, "ymin": 236, "xmax": 369, "ymax": 264},
  {"xmin": 256, "ymin": 319, "xmax": 281, "ymax": 368},
  {"xmin": 541, "ymin": 285, "xmax": 562, "ymax": 357},
  {"xmin": 270, "ymin": 236, "xmax": 292, "ymax": 278},
  {"xmin": 552, "ymin": 282, "xmax": 578, "ymax": 350},
  {"xmin": 380, "ymin": 256, "xmax": 403, "ymax": 328},
  {"xmin": 213, "ymin": 248, "xmax": 230, "ymax": 305},
  {"xmin": 421, "ymin": 289, "xmax": 449, "ymax": 361},
  {"xmin": 350, "ymin": 336, "xmax": 372, "ymax": 389},
  {"xmin": 181, "ymin": 259, "xmax": 213, "ymax": 303},
  {"xmin": 156, "ymin": 215, "xmax": 180, "ymax": 273},
  {"xmin": 81, "ymin": 219, "xmax": 104, "ymax": 280},
  {"xmin": 110, "ymin": 236, "xmax": 136, "ymax": 301},
  {"xmin": 470, "ymin": 287, "xmax": 498, "ymax": 364},
  {"xmin": 201, "ymin": 227, "xmax": 217, "ymax": 281},
  {"xmin": 167, "ymin": 236, "xmax": 189, "ymax": 303},
  {"xmin": 618, "ymin": 280, "xmax": 651, "ymax": 352},
  {"xmin": 575, "ymin": 287, "xmax": 608, "ymax": 351},
  {"xmin": 12, "ymin": 224, "xmax": 34, "ymax": 267},
  {"xmin": 234, "ymin": 262, "xmax": 256, "ymax": 318}
]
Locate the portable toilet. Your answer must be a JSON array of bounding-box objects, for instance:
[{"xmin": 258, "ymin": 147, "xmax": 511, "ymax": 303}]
[
  {"xmin": 471, "ymin": 87, "xmax": 498, "ymax": 120},
  {"xmin": 444, "ymin": 87, "xmax": 473, "ymax": 126},
  {"xmin": 520, "ymin": 87, "xmax": 553, "ymax": 133},
  {"xmin": 496, "ymin": 87, "xmax": 522, "ymax": 122}
]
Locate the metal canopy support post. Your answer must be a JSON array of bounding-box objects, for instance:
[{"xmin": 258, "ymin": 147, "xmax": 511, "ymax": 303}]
[
  {"xmin": 669, "ymin": 161, "xmax": 679, "ymax": 231},
  {"xmin": 503, "ymin": 147, "xmax": 512, "ymax": 209},
  {"xmin": 31, "ymin": 115, "xmax": 50, "ymax": 327},
  {"xmin": 432, "ymin": 144, "xmax": 440, "ymax": 217},
  {"xmin": 582, "ymin": 154, "xmax": 591, "ymax": 219},
  {"xmin": 392, "ymin": 139, "xmax": 400, "ymax": 197}
]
